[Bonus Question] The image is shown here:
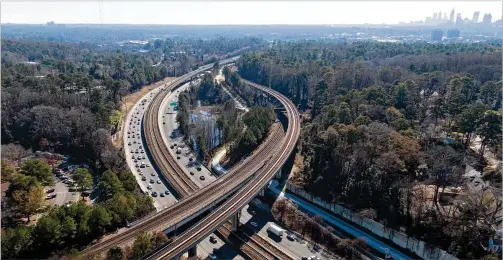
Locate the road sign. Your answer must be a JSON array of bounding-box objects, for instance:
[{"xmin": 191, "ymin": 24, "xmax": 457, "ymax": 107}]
[{"xmin": 169, "ymin": 102, "xmax": 177, "ymax": 107}]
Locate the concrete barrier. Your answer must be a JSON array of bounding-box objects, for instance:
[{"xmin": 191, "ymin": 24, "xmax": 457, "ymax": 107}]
[{"xmin": 286, "ymin": 183, "xmax": 458, "ymax": 260}]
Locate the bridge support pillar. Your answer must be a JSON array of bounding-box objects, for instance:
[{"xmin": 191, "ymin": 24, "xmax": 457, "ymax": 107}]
[
  {"xmin": 275, "ymin": 167, "xmax": 282, "ymax": 179},
  {"xmin": 231, "ymin": 211, "xmax": 241, "ymax": 231},
  {"xmin": 187, "ymin": 246, "xmax": 197, "ymax": 260}
]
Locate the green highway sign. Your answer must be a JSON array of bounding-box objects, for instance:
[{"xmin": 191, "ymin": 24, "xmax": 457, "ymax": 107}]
[{"xmin": 169, "ymin": 102, "xmax": 177, "ymax": 107}]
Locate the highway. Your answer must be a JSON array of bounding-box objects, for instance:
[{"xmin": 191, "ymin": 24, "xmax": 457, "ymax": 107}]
[
  {"xmin": 144, "ymin": 79, "xmax": 301, "ymax": 259},
  {"xmin": 123, "ymin": 86, "xmax": 178, "ymax": 210},
  {"xmin": 81, "ymin": 57, "xmax": 295, "ymax": 257}
]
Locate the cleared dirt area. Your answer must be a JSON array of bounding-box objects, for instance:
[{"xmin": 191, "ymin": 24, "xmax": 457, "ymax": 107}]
[{"xmin": 112, "ymin": 77, "xmax": 177, "ymax": 147}]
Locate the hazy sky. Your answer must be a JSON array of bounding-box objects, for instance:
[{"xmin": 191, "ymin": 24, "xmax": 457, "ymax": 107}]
[{"xmin": 2, "ymin": 1, "xmax": 501, "ymax": 25}]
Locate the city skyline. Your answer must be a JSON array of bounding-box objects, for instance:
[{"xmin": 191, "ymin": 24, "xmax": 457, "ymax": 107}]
[{"xmin": 2, "ymin": 1, "xmax": 501, "ymax": 25}]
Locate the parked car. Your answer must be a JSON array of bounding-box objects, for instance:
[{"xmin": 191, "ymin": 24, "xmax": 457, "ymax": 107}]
[
  {"xmin": 150, "ymin": 179, "xmax": 155, "ymax": 184},
  {"xmin": 142, "ymin": 176, "xmax": 147, "ymax": 181},
  {"xmin": 196, "ymin": 166, "xmax": 202, "ymax": 171},
  {"xmin": 151, "ymin": 192, "xmax": 158, "ymax": 197},
  {"xmin": 160, "ymin": 193, "xmax": 165, "ymax": 197},
  {"xmin": 46, "ymin": 188, "xmax": 55, "ymax": 193},
  {"xmin": 46, "ymin": 194, "xmax": 57, "ymax": 200},
  {"xmin": 165, "ymin": 190, "xmax": 170, "ymax": 195},
  {"xmin": 199, "ymin": 176, "xmax": 205, "ymax": 181},
  {"xmin": 287, "ymin": 234, "xmax": 296, "ymax": 241},
  {"xmin": 209, "ymin": 235, "xmax": 217, "ymax": 244}
]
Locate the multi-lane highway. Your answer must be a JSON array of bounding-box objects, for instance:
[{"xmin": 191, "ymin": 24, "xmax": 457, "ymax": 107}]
[
  {"xmin": 144, "ymin": 79, "xmax": 301, "ymax": 259},
  {"xmin": 123, "ymin": 85, "xmax": 177, "ymax": 210}
]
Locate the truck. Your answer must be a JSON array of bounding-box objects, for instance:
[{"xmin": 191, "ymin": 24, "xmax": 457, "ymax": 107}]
[{"xmin": 267, "ymin": 224, "xmax": 284, "ymax": 237}]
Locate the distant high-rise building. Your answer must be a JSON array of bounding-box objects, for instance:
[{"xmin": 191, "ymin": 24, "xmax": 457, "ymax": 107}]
[
  {"xmin": 433, "ymin": 12, "xmax": 438, "ymax": 20},
  {"xmin": 482, "ymin": 13, "xmax": 493, "ymax": 24},
  {"xmin": 447, "ymin": 29, "xmax": 460, "ymax": 38},
  {"xmin": 456, "ymin": 13, "xmax": 463, "ymax": 26},
  {"xmin": 472, "ymin": 12, "xmax": 480, "ymax": 23},
  {"xmin": 443, "ymin": 13, "xmax": 448, "ymax": 20},
  {"xmin": 450, "ymin": 9, "xmax": 455, "ymax": 22},
  {"xmin": 431, "ymin": 29, "xmax": 443, "ymax": 41}
]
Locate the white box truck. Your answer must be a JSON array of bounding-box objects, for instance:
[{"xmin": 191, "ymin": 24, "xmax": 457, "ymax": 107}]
[{"xmin": 267, "ymin": 224, "xmax": 284, "ymax": 237}]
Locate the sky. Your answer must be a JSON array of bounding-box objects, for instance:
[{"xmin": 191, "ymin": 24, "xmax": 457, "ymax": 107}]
[{"xmin": 1, "ymin": 1, "xmax": 501, "ymax": 25}]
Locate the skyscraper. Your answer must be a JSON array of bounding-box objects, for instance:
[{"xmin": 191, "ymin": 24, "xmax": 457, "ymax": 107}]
[
  {"xmin": 433, "ymin": 12, "xmax": 438, "ymax": 20},
  {"xmin": 472, "ymin": 12, "xmax": 480, "ymax": 23},
  {"xmin": 431, "ymin": 29, "xmax": 443, "ymax": 41},
  {"xmin": 450, "ymin": 9, "xmax": 455, "ymax": 22},
  {"xmin": 447, "ymin": 29, "xmax": 460, "ymax": 38},
  {"xmin": 456, "ymin": 13, "xmax": 463, "ymax": 26},
  {"xmin": 443, "ymin": 13, "xmax": 448, "ymax": 21},
  {"xmin": 482, "ymin": 13, "xmax": 493, "ymax": 24}
]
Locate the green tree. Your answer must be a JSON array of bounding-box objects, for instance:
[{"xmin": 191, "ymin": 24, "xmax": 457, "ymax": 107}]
[
  {"xmin": 107, "ymin": 246, "xmax": 125, "ymax": 260},
  {"xmin": 20, "ymin": 159, "xmax": 54, "ymax": 185},
  {"xmin": 1, "ymin": 160, "xmax": 17, "ymax": 183},
  {"xmin": 87, "ymin": 206, "xmax": 112, "ymax": 236},
  {"xmin": 10, "ymin": 177, "xmax": 45, "ymax": 222},
  {"xmin": 61, "ymin": 216, "xmax": 78, "ymax": 240},
  {"xmin": 34, "ymin": 215, "xmax": 62, "ymax": 247},
  {"xmin": 455, "ymin": 104, "xmax": 488, "ymax": 145},
  {"xmin": 476, "ymin": 110, "xmax": 502, "ymax": 156},
  {"xmin": 131, "ymin": 232, "xmax": 152, "ymax": 260},
  {"xmin": 97, "ymin": 170, "xmax": 124, "ymax": 201},
  {"xmin": 1, "ymin": 226, "xmax": 33, "ymax": 259},
  {"xmin": 74, "ymin": 168, "xmax": 93, "ymax": 197}
]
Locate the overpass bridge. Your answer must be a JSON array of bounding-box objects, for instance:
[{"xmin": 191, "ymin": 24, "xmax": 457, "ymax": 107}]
[{"xmin": 81, "ymin": 57, "xmax": 299, "ymax": 259}]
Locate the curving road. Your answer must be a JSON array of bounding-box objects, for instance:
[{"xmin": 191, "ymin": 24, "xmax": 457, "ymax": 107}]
[
  {"xmin": 81, "ymin": 57, "xmax": 296, "ymax": 257},
  {"xmin": 144, "ymin": 79, "xmax": 301, "ymax": 259}
]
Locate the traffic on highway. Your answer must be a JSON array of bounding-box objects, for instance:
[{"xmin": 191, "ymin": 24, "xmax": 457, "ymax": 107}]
[{"xmin": 123, "ymin": 86, "xmax": 178, "ymax": 210}]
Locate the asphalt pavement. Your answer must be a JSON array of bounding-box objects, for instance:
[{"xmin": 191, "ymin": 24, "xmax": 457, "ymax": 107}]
[
  {"xmin": 159, "ymin": 82, "xmax": 217, "ymax": 188},
  {"xmin": 123, "ymin": 85, "xmax": 178, "ymax": 211}
]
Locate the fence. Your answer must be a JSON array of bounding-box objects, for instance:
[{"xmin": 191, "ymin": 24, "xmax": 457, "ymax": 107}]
[{"xmin": 286, "ymin": 183, "xmax": 458, "ymax": 260}]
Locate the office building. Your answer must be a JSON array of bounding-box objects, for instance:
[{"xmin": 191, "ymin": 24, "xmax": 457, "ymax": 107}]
[
  {"xmin": 447, "ymin": 29, "xmax": 460, "ymax": 38},
  {"xmin": 472, "ymin": 12, "xmax": 480, "ymax": 23},
  {"xmin": 450, "ymin": 9, "xmax": 455, "ymax": 22},
  {"xmin": 483, "ymin": 13, "xmax": 493, "ymax": 24},
  {"xmin": 431, "ymin": 29, "xmax": 443, "ymax": 41},
  {"xmin": 456, "ymin": 13, "xmax": 463, "ymax": 26}
]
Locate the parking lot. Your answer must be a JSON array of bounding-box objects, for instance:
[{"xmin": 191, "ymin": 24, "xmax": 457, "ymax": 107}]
[
  {"xmin": 159, "ymin": 82, "xmax": 217, "ymax": 188},
  {"xmin": 45, "ymin": 164, "xmax": 90, "ymax": 206},
  {"xmin": 123, "ymin": 85, "xmax": 178, "ymax": 211}
]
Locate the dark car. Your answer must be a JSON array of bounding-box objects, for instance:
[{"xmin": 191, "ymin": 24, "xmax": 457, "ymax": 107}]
[
  {"xmin": 46, "ymin": 188, "xmax": 55, "ymax": 193},
  {"xmin": 165, "ymin": 190, "xmax": 170, "ymax": 195},
  {"xmin": 151, "ymin": 192, "xmax": 158, "ymax": 197},
  {"xmin": 190, "ymin": 171, "xmax": 194, "ymax": 175},
  {"xmin": 196, "ymin": 166, "xmax": 202, "ymax": 171},
  {"xmin": 209, "ymin": 235, "xmax": 217, "ymax": 244},
  {"xmin": 199, "ymin": 176, "xmax": 205, "ymax": 181}
]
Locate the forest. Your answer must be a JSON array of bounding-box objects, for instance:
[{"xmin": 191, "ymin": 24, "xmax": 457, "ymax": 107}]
[
  {"xmin": 237, "ymin": 40, "xmax": 502, "ymax": 259},
  {"xmin": 0, "ymin": 37, "xmax": 261, "ymax": 259}
]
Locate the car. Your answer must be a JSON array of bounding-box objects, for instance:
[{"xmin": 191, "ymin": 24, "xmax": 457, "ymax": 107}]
[
  {"xmin": 189, "ymin": 157, "xmax": 193, "ymax": 162},
  {"xmin": 151, "ymin": 173, "xmax": 155, "ymax": 176},
  {"xmin": 142, "ymin": 155, "xmax": 146, "ymax": 159},
  {"xmin": 177, "ymin": 156, "xmax": 180, "ymax": 159},
  {"xmin": 196, "ymin": 166, "xmax": 202, "ymax": 171},
  {"xmin": 46, "ymin": 194, "xmax": 57, "ymax": 200},
  {"xmin": 165, "ymin": 190, "xmax": 170, "ymax": 195},
  {"xmin": 209, "ymin": 235, "xmax": 217, "ymax": 243},
  {"xmin": 136, "ymin": 163, "xmax": 140, "ymax": 168},
  {"xmin": 176, "ymin": 150, "xmax": 181, "ymax": 154},
  {"xmin": 150, "ymin": 179, "xmax": 155, "ymax": 184},
  {"xmin": 190, "ymin": 171, "xmax": 194, "ymax": 175},
  {"xmin": 82, "ymin": 191, "xmax": 91, "ymax": 197},
  {"xmin": 127, "ymin": 131, "xmax": 130, "ymax": 134},
  {"xmin": 146, "ymin": 163, "xmax": 150, "ymax": 167},
  {"xmin": 133, "ymin": 140, "xmax": 137, "ymax": 144},
  {"xmin": 134, "ymin": 159, "xmax": 138, "ymax": 163},
  {"xmin": 199, "ymin": 176, "xmax": 205, "ymax": 181},
  {"xmin": 170, "ymin": 145, "xmax": 174, "ymax": 149},
  {"xmin": 301, "ymin": 257, "xmax": 309, "ymax": 260},
  {"xmin": 160, "ymin": 193, "xmax": 165, "ymax": 197},
  {"xmin": 250, "ymin": 222, "xmax": 258, "ymax": 228},
  {"xmin": 147, "ymin": 185, "xmax": 152, "ymax": 190},
  {"xmin": 151, "ymin": 192, "xmax": 158, "ymax": 197},
  {"xmin": 139, "ymin": 145, "xmax": 143, "ymax": 149},
  {"xmin": 142, "ymin": 176, "xmax": 147, "ymax": 181},
  {"xmin": 128, "ymin": 142, "xmax": 131, "ymax": 146},
  {"xmin": 157, "ymin": 179, "xmax": 161, "ymax": 184},
  {"xmin": 132, "ymin": 155, "xmax": 135, "ymax": 159},
  {"xmin": 46, "ymin": 188, "xmax": 55, "ymax": 193},
  {"xmin": 287, "ymin": 234, "xmax": 296, "ymax": 241},
  {"xmin": 140, "ymin": 150, "xmax": 144, "ymax": 154},
  {"xmin": 173, "ymin": 143, "xmax": 177, "ymax": 147},
  {"xmin": 135, "ymin": 149, "xmax": 139, "ymax": 153},
  {"xmin": 163, "ymin": 122, "xmax": 166, "ymax": 124}
]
